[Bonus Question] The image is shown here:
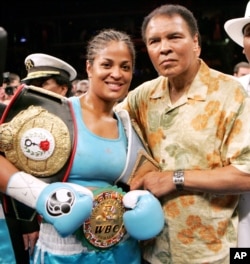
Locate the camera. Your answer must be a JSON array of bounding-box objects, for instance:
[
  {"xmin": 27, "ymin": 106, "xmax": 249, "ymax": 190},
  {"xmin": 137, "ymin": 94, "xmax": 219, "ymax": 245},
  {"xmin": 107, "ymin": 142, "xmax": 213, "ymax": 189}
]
[
  {"xmin": 2, "ymin": 72, "xmax": 15, "ymax": 95},
  {"xmin": 5, "ymin": 86, "xmax": 14, "ymax": 95}
]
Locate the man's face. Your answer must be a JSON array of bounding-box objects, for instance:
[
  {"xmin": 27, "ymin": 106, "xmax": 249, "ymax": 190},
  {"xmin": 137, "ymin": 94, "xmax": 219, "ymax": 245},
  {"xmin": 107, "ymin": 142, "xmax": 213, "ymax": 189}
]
[
  {"xmin": 41, "ymin": 78, "xmax": 68, "ymax": 96},
  {"xmin": 243, "ymin": 23, "xmax": 250, "ymax": 62},
  {"xmin": 144, "ymin": 14, "xmax": 199, "ymax": 78},
  {"xmin": 235, "ymin": 66, "xmax": 250, "ymax": 77},
  {"xmin": 27, "ymin": 77, "xmax": 68, "ymax": 96}
]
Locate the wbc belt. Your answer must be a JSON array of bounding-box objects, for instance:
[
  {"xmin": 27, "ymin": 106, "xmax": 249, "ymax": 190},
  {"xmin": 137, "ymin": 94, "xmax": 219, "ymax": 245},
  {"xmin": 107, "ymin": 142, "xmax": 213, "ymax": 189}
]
[
  {"xmin": 0, "ymin": 84, "xmax": 75, "ymax": 220},
  {"xmin": 75, "ymin": 186, "xmax": 126, "ymax": 250}
]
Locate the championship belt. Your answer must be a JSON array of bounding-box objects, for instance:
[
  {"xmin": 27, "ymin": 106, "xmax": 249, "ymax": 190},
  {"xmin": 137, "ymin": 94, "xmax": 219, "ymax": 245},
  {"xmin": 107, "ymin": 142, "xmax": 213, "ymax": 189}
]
[
  {"xmin": 0, "ymin": 84, "xmax": 75, "ymax": 220},
  {"xmin": 0, "ymin": 84, "xmax": 75, "ymax": 182},
  {"xmin": 76, "ymin": 186, "xmax": 126, "ymax": 250}
]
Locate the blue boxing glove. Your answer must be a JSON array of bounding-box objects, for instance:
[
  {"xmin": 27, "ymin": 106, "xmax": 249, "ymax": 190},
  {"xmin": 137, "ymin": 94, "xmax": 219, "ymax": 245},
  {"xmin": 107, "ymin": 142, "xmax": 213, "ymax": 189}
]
[
  {"xmin": 123, "ymin": 190, "xmax": 164, "ymax": 240},
  {"xmin": 36, "ymin": 182, "xmax": 94, "ymax": 237},
  {"xmin": 6, "ymin": 172, "xmax": 94, "ymax": 237}
]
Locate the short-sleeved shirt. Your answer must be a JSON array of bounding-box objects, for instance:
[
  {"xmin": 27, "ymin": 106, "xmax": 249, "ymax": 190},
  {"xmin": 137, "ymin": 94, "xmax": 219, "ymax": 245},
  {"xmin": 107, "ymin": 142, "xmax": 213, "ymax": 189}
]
[{"xmin": 121, "ymin": 59, "xmax": 250, "ymax": 263}]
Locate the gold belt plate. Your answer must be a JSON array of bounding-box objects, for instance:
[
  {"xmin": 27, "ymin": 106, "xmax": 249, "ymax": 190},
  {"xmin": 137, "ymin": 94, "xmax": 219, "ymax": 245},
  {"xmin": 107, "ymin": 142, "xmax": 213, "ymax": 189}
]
[{"xmin": 82, "ymin": 186, "xmax": 126, "ymax": 249}]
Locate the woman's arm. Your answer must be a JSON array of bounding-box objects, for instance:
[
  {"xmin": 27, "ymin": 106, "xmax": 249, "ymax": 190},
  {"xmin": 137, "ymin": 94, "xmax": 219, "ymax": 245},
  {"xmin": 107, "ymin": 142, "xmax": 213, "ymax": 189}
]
[{"xmin": 0, "ymin": 155, "xmax": 94, "ymax": 237}]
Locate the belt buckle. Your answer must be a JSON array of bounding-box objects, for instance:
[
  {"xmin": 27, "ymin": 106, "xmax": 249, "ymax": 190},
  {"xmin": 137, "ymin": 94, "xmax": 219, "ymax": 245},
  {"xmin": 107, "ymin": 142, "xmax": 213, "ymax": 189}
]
[{"xmin": 82, "ymin": 186, "xmax": 126, "ymax": 250}]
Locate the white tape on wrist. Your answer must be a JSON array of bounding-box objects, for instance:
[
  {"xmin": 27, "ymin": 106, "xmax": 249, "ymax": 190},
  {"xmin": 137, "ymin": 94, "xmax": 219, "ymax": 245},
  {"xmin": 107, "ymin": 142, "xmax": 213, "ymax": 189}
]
[{"xmin": 6, "ymin": 171, "xmax": 48, "ymax": 208}]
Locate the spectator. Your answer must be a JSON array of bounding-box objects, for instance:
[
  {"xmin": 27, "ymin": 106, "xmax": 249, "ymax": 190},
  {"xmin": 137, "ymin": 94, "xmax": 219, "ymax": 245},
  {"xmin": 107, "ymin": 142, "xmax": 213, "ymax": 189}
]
[
  {"xmin": 233, "ymin": 61, "xmax": 250, "ymax": 77},
  {"xmin": 2, "ymin": 72, "xmax": 21, "ymax": 104},
  {"xmin": 22, "ymin": 53, "xmax": 76, "ymax": 97},
  {"xmin": 71, "ymin": 78, "xmax": 81, "ymax": 95},
  {"xmin": 75, "ymin": 79, "xmax": 89, "ymax": 96}
]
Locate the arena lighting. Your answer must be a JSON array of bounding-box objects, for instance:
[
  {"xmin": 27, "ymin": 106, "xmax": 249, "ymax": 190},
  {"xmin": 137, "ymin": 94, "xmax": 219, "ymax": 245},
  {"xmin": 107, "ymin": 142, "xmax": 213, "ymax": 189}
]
[{"xmin": 19, "ymin": 37, "xmax": 27, "ymax": 43}]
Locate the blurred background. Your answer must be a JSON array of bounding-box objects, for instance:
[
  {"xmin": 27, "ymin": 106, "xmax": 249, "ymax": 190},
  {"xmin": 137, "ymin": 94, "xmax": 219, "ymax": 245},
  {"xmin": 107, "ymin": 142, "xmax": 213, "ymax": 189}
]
[{"xmin": 1, "ymin": 0, "xmax": 249, "ymax": 89}]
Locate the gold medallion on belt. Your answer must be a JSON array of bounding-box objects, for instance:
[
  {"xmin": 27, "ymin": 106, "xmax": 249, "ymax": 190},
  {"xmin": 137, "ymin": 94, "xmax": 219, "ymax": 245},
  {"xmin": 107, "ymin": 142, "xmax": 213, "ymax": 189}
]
[
  {"xmin": 81, "ymin": 186, "xmax": 126, "ymax": 250},
  {"xmin": 0, "ymin": 105, "xmax": 71, "ymax": 177}
]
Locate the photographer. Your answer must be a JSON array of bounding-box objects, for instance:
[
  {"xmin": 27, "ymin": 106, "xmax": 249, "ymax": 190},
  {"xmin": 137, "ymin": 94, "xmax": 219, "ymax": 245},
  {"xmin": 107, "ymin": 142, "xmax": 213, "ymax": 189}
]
[{"xmin": 2, "ymin": 72, "xmax": 20, "ymax": 104}]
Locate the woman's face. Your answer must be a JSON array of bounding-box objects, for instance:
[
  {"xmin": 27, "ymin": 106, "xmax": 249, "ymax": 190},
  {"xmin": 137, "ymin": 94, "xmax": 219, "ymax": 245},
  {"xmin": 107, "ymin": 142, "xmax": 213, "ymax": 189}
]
[
  {"xmin": 86, "ymin": 40, "xmax": 133, "ymax": 102},
  {"xmin": 144, "ymin": 14, "xmax": 199, "ymax": 78}
]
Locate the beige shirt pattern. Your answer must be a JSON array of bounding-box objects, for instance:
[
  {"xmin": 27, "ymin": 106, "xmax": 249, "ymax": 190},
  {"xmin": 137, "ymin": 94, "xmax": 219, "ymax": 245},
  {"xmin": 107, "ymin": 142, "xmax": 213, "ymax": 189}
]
[{"xmin": 121, "ymin": 60, "xmax": 250, "ymax": 264}]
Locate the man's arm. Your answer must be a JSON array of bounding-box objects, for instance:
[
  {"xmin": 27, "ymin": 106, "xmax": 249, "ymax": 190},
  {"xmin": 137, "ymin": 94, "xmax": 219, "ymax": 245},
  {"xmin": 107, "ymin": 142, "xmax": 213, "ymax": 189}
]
[{"xmin": 130, "ymin": 165, "xmax": 250, "ymax": 197}]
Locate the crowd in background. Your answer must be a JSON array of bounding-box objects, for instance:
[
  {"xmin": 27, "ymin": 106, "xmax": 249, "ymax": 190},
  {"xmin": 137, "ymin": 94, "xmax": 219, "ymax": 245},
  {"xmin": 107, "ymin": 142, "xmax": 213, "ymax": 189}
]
[{"xmin": 0, "ymin": 71, "xmax": 89, "ymax": 106}]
